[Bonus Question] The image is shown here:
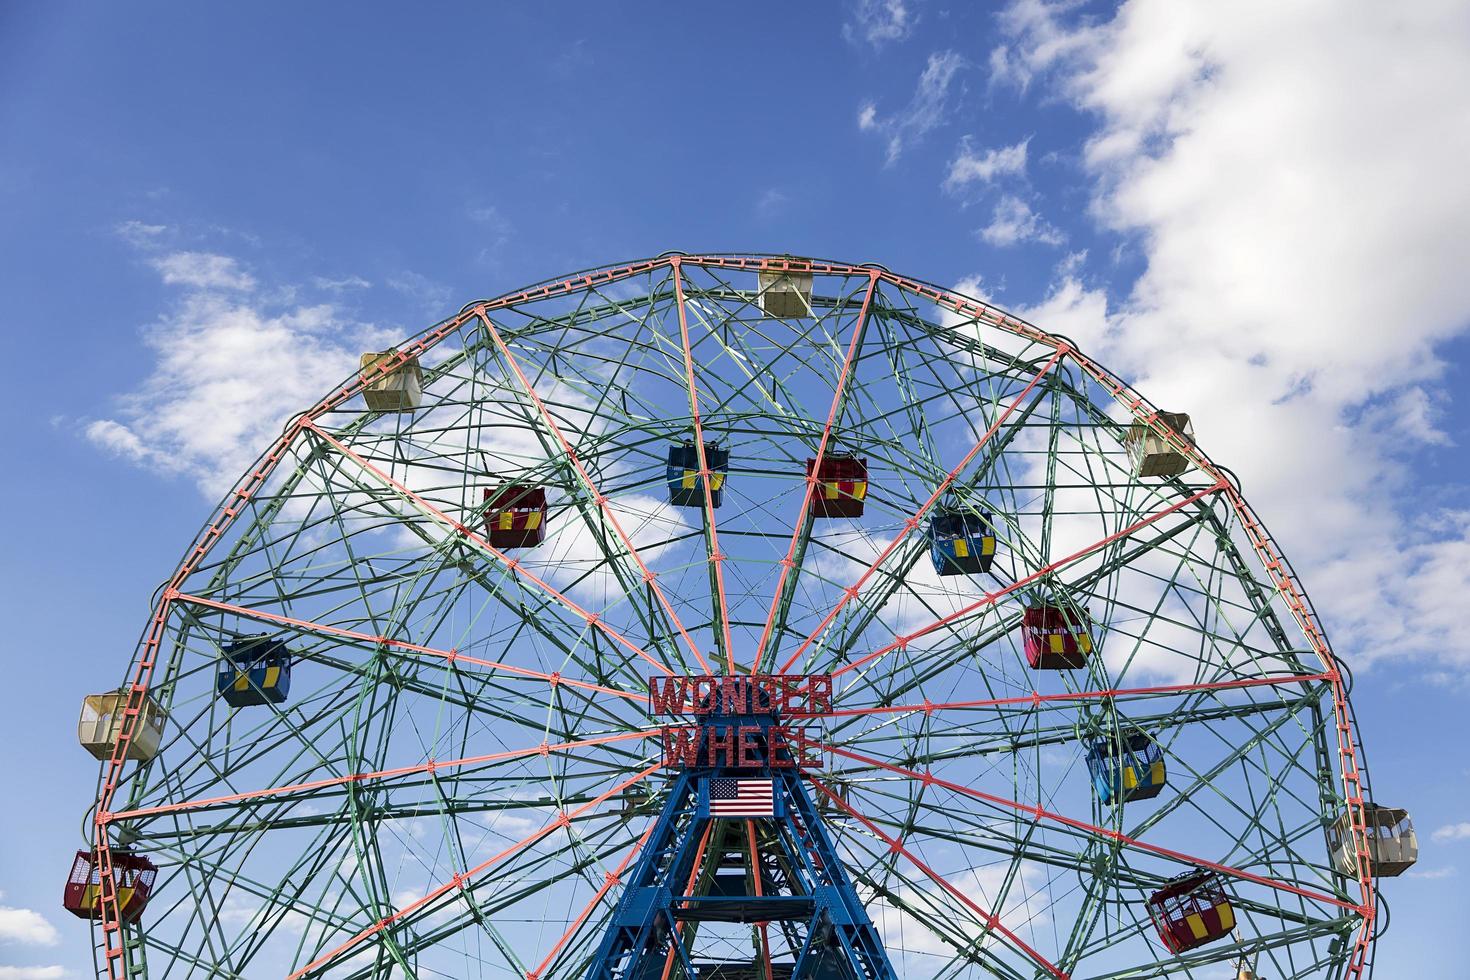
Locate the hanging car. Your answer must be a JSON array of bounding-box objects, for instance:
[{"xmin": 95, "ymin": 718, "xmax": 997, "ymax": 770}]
[
  {"xmin": 928, "ymin": 508, "xmax": 997, "ymax": 576},
  {"xmin": 1327, "ymin": 803, "xmax": 1418, "ymax": 878},
  {"xmin": 757, "ymin": 258, "xmax": 814, "ymax": 318},
  {"xmin": 359, "ymin": 348, "xmax": 423, "ymax": 413},
  {"xmin": 1086, "ymin": 730, "xmax": 1166, "ymax": 804},
  {"xmin": 63, "ymin": 849, "xmax": 157, "ymax": 922},
  {"xmin": 78, "ymin": 690, "xmax": 166, "ymax": 762},
  {"xmin": 1147, "ymin": 870, "xmax": 1235, "ymax": 953},
  {"xmin": 807, "ymin": 454, "xmax": 867, "ymax": 519},
  {"xmin": 1125, "ymin": 411, "xmax": 1195, "ymax": 478},
  {"xmin": 1021, "ymin": 604, "xmax": 1093, "ymax": 669},
  {"xmin": 666, "ymin": 440, "xmax": 729, "ymax": 509},
  {"xmin": 217, "ymin": 635, "xmax": 292, "ymax": 707},
  {"xmin": 483, "ymin": 484, "xmax": 547, "ymax": 549}
]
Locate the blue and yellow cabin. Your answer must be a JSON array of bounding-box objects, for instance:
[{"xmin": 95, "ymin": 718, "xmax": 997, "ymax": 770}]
[
  {"xmin": 928, "ymin": 509, "xmax": 997, "ymax": 576},
  {"xmin": 667, "ymin": 441, "xmax": 728, "ymax": 509},
  {"xmin": 217, "ymin": 635, "xmax": 292, "ymax": 707},
  {"xmin": 1086, "ymin": 731, "xmax": 1165, "ymax": 804}
]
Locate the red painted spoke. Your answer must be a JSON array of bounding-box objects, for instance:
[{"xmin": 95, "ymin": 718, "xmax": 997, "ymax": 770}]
[
  {"xmin": 475, "ymin": 305, "xmax": 711, "ymax": 675},
  {"xmin": 746, "ymin": 818, "xmax": 775, "ymax": 980},
  {"xmin": 171, "ymin": 591, "xmax": 643, "ymax": 703},
  {"xmin": 105, "ymin": 730, "xmax": 648, "ymax": 823},
  {"xmin": 792, "ymin": 671, "xmax": 1336, "ymax": 719},
  {"xmin": 754, "ymin": 269, "xmax": 881, "ymax": 672},
  {"xmin": 526, "ymin": 825, "xmax": 655, "ymax": 980},
  {"xmin": 283, "ymin": 763, "xmax": 661, "ymax": 980},
  {"xmin": 814, "ymin": 741, "xmax": 1364, "ymax": 914},
  {"xmin": 302, "ymin": 419, "xmax": 675, "ymax": 677},
  {"xmin": 830, "ymin": 479, "xmax": 1229, "ymax": 680},
  {"xmin": 778, "ymin": 347, "xmax": 1066, "ymax": 674},
  {"xmin": 661, "ymin": 821, "xmax": 716, "ymax": 980},
  {"xmin": 806, "ymin": 776, "xmax": 1069, "ymax": 979},
  {"xmin": 670, "ymin": 259, "xmax": 736, "ymax": 673}
]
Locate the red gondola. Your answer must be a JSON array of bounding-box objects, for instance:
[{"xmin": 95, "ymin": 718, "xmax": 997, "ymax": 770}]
[
  {"xmin": 483, "ymin": 485, "xmax": 547, "ymax": 549},
  {"xmin": 806, "ymin": 455, "xmax": 867, "ymax": 518},
  {"xmin": 1021, "ymin": 604, "xmax": 1093, "ymax": 669},
  {"xmin": 63, "ymin": 849, "xmax": 157, "ymax": 922},
  {"xmin": 1146, "ymin": 871, "xmax": 1235, "ymax": 953}
]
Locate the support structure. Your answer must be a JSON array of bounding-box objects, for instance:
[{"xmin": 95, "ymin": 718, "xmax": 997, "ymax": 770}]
[{"xmin": 587, "ymin": 710, "xmax": 896, "ymax": 980}]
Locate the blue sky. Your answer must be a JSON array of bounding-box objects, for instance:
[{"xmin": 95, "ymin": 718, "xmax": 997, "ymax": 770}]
[{"xmin": 2, "ymin": 1, "xmax": 1469, "ymax": 976}]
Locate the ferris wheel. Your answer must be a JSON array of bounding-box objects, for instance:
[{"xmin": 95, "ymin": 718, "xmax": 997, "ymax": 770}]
[{"xmin": 73, "ymin": 254, "xmax": 1416, "ymax": 980}]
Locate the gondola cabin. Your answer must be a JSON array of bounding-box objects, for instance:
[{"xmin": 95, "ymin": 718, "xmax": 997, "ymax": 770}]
[
  {"xmin": 79, "ymin": 691, "xmax": 166, "ymax": 762},
  {"xmin": 928, "ymin": 509, "xmax": 997, "ymax": 576},
  {"xmin": 1147, "ymin": 871, "xmax": 1235, "ymax": 953},
  {"xmin": 1125, "ymin": 411, "xmax": 1195, "ymax": 478},
  {"xmin": 1327, "ymin": 803, "xmax": 1418, "ymax": 878},
  {"xmin": 667, "ymin": 441, "xmax": 729, "ymax": 509},
  {"xmin": 1021, "ymin": 605, "xmax": 1093, "ymax": 669},
  {"xmin": 217, "ymin": 636, "xmax": 292, "ymax": 707},
  {"xmin": 63, "ymin": 849, "xmax": 157, "ymax": 922},
  {"xmin": 757, "ymin": 260, "xmax": 813, "ymax": 318},
  {"xmin": 483, "ymin": 485, "xmax": 547, "ymax": 549},
  {"xmin": 1086, "ymin": 732, "xmax": 1166, "ymax": 804},
  {"xmin": 807, "ymin": 454, "xmax": 867, "ymax": 519},
  {"xmin": 359, "ymin": 348, "xmax": 423, "ymax": 413}
]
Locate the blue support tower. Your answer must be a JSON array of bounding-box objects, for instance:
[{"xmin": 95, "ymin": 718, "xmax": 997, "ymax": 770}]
[{"xmin": 585, "ymin": 713, "xmax": 898, "ymax": 980}]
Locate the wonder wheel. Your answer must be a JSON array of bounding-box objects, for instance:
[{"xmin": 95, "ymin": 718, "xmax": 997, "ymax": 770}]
[{"xmin": 75, "ymin": 254, "xmax": 1409, "ymax": 980}]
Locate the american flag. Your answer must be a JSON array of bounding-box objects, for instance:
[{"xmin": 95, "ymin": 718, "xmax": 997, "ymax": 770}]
[{"xmin": 708, "ymin": 777, "xmax": 775, "ymax": 817}]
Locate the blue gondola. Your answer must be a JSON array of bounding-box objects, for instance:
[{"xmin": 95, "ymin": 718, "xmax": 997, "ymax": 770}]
[
  {"xmin": 666, "ymin": 440, "xmax": 728, "ymax": 509},
  {"xmin": 1086, "ymin": 731, "xmax": 1166, "ymax": 804},
  {"xmin": 217, "ymin": 636, "xmax": 292, "ymax": 707},
  {"xmin": 928, "ymin": 509, "xmax": 996, "ymax": 576}
]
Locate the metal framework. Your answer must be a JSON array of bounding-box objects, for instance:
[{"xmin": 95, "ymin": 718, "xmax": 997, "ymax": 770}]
[{"xmin": 84, "ymin": 254, "xmax": 1382, "ymax": 979}]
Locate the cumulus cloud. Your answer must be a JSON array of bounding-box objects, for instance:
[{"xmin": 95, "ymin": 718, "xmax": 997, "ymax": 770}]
[
  {"xmin": 88, "ymin": 259, "xmax": 389, "ymax": 496},
  {"xmin": 1432, "ymin": 822, "xmax": 1470, "ymax": 843},
  {"xmin": 994, "ymin": 0, "xmax": 1470, "ymax": 666},
  {"xmin": 149, "ymin": 251, "xmax": 256, "ymax": 291},
  {"xmin": 0, "ymin": 968, "xmax": 68, "ymax": 980},
  {"xmin": 944, "ymin": 136, "xmax": 1029, "ymax": 192},
  {"xmin": 858, "ymin": 50, "xmax": 965, "ymax": 164},
  {"xmin": 0, "ymin": 905, "xmax": 60, "ymax": 946},
  {"xmin": 980, "ymin": 195, "xmax": 1065, "ymax": 246},
  {"xmin": 843, "ymin": 0, "xmax": 915, "ymax": 48}
]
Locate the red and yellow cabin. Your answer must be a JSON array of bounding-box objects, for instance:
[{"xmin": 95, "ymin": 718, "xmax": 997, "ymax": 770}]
[
  {"xmin": 63, "ymin": 849, "xmax": 157, "ymax": 923},
  {"xmin": 1147, "ymin": 871, "xmax": 1235, "ymax": 953},
  {"xmin": 483, "ymin": 485, "xmax": 547, "ymax": 549},
  {"xmin": 1021, "ymin": 604, "xmax": 1093, "ymax": 669},
  {"xmin": 807, "ymin": 454, "xmax": 868, "ymax": 519}
]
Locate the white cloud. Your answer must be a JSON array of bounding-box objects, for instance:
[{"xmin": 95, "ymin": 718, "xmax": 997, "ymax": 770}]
[
  {"xmin": 996, "ymin": 0, "xmax": 1470, "ymax": 667},
  {"xmin": 944, "ymin": 137, "xmax": 1029, "ymax": 192},
  {"xmin": 114, "ymin": 220, "xmax": 166, "ymax": 248},
  {"xmin": 0, "ymin": 905, "xmax": 60, "ymax": 946},
  {"xmin": 843, "ymin": 0, "xmax": 914, "ymax": 48},
  {"xmin": 312, "ymin": 275, "xmax": 371, "ymax": 292},
  {"xmin": 858, "ymin": 50, "xmax": 966, "ymax": 164},
  {"xmin": 1432, "ymin": 822, "xmax": 1470, "ymax": 843},
  {"xmin": 149, "ymin": 251, "xmax": 256, "ymax": 291},
  {"xmin": 0, "ymin": 968, "xmax": 68, "ymax": 980},
  {"xmin": 87, "ymin": 270, "xmax": 387, "ymax": 497},
  {"xmin": 756, "ymin": 187, "xmax": 790, "ymax": 219},
  {"xmin": 979, "ymin": 195, "xmax": 1065, "ymax": 246},
  {"xmin": 387, "ymin": 270, "xmax": 452, "ymax": 313},
  {"xmin": 1406, "ymin": 866, "xmax": 1456, "ymax": 879}
]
